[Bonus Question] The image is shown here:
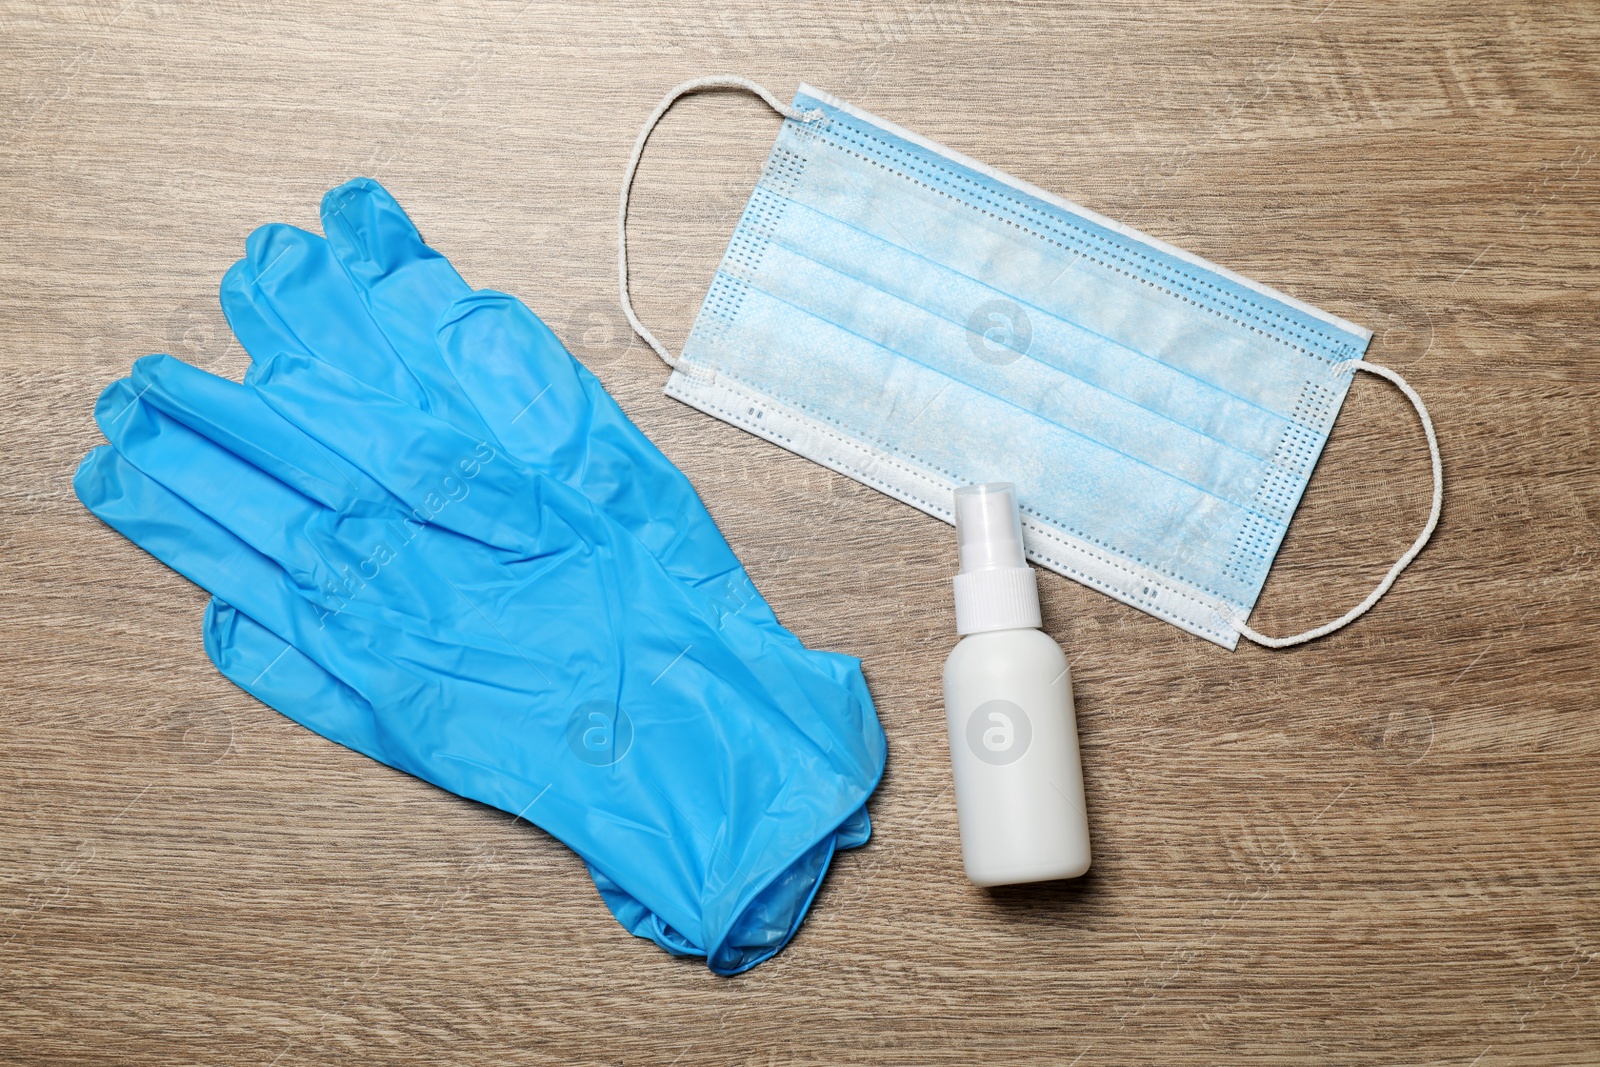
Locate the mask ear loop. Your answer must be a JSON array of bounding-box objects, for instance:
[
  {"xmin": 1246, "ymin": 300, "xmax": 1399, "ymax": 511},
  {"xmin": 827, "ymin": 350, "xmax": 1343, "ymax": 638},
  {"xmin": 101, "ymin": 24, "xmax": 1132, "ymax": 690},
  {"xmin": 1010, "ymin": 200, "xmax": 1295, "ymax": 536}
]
[
  {"xmin": 1232, "ymin": 359, "xmax": 1443, "ymax": 648},
  {"xmin": 618, "ymin": 75, "xmax": 827, "ymax": 368}
]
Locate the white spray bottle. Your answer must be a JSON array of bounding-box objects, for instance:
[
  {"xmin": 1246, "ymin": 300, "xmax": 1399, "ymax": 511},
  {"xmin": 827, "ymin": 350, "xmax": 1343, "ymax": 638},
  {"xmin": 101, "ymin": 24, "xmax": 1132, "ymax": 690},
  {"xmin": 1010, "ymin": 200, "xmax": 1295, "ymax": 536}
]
[{"xmin": 941, "ymin": 482, "xmax": 1091, "ymax": 887}]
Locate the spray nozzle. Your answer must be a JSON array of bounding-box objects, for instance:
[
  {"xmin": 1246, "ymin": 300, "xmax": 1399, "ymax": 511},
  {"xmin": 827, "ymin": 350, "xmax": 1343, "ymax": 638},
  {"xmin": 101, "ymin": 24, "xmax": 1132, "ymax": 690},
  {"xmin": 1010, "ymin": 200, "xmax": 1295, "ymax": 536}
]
[
  {"xmin": 954, "ymin": 482, "xmax": 1027, "ymax": 573},
  {"xmin": 951, "ymin": 482, "xmax": 1041, "ymax": 635}
]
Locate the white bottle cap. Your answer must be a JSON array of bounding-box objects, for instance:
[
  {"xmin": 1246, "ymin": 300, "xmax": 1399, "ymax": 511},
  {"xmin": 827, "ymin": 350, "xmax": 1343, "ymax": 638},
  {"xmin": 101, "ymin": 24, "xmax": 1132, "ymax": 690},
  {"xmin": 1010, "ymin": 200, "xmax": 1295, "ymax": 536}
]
[{"xmin": 951, "ymin": 482, "xmax": 1042, "ymax": 635}]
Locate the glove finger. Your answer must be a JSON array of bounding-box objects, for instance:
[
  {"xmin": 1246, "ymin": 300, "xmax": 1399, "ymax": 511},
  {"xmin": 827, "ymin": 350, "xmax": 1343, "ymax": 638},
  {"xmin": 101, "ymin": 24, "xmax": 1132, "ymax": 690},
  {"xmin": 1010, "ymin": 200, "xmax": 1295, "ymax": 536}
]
[
  {"xmin": 204, "ymin": 597, "xmax": 400, "ymax": 770},
  {"xmin": 320, "ymin": 178, "xmax": 473, "ymax": 370},
  {"xmin": 224, "ymin": 224, "xmax": 491, "ymax": 438},
  {"xmin": 94, "ymin": 373, "xmax": 344, "ymax": 595},
  {"xmin": 100, "ymin": 363, "xmax": 498, "ymax": 638},
  {"xmin": 120, "ymin": 354, "xmax": 379, "ymax": 513},
  {"xmin": 75, "ymin": 445, "xmax": 366, "ymax": 683},
  {"xmin": 432, "ymin": 292, "xmax": 594, "ymax": 492},
  {"xmin": 222, "ymin": 226, "xmax": 430, "ymax": 410},
  {"xmin": 78, "ymin": 442, "xmax": 529, "ymax": 718},
  {"xmin": 251, "ymin": 351, "xmax": 562, "ymax": 558}
]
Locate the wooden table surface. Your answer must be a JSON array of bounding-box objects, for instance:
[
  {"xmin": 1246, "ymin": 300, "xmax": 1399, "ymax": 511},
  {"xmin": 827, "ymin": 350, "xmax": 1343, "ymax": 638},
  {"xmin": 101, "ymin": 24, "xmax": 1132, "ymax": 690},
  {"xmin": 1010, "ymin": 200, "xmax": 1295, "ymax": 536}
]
[{"xmin": 3, "ymin": 2, "xmax": 1597, "ymax": 1063}]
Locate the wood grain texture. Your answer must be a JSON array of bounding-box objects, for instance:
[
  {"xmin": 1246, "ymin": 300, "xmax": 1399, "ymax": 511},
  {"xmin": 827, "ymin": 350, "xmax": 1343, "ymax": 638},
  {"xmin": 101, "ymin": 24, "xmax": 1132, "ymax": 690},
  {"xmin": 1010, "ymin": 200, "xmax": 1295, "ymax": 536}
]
[{"xmin": 2, "ymin": 1, "xmax": 1597, "ymax": 1063}]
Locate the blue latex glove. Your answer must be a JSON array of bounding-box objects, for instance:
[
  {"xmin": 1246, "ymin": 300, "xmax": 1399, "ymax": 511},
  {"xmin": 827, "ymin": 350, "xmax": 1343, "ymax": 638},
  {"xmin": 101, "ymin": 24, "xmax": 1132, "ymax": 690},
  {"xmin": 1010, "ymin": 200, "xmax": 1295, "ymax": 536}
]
[
  {"xmin": 77, "ymin": 353, "xmax": 886, "ymax": 974},
  {"xmin": 205, "ymin": 181, "xmax": 873, "ymax": 948}
]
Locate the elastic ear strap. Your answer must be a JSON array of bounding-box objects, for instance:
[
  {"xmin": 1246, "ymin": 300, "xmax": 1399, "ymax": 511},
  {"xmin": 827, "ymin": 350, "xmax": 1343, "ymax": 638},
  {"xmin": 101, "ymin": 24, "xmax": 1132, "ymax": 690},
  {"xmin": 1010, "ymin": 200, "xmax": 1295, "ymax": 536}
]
[
  {"xmin": 1233, "ymin": 359, "xmax": 1443, "ymax": 649},
  {"xmin": 618, "ymin": 75, "xmax": 825, "ymax": 369}
]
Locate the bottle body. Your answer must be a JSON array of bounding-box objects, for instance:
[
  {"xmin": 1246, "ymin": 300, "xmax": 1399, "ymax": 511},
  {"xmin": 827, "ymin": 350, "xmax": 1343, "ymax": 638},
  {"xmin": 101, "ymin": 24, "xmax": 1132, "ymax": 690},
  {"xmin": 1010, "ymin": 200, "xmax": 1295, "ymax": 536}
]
[{"xmin": 941, "ymin": 627, "xmax": 1090, "ymax": 887}]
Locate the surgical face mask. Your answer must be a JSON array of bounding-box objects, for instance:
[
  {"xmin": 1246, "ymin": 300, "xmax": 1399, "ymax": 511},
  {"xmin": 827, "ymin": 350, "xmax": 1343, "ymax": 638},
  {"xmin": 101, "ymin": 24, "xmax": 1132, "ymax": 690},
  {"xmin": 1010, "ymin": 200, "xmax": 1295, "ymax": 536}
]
[{"xmin": 618, "ymin": 76, "xmax": 1441, "ymax": 650}]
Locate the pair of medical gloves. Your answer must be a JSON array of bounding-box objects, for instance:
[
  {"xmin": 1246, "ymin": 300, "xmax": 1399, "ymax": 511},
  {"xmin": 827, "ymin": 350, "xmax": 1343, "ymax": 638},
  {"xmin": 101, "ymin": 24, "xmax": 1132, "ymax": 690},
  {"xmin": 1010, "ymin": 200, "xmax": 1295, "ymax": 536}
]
[{"xmin": 74, "ymin": 179, "xmax": 886, "ymax": 975}]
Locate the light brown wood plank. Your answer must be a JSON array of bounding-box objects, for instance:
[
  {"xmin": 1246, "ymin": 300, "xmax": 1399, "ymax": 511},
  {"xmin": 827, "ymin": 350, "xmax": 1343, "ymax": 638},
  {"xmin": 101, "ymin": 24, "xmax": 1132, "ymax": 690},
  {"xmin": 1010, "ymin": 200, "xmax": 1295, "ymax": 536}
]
[{"xmin": 3, "ymin": 1, "xmax": 1597, "ymax": 1063}]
